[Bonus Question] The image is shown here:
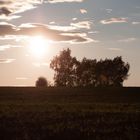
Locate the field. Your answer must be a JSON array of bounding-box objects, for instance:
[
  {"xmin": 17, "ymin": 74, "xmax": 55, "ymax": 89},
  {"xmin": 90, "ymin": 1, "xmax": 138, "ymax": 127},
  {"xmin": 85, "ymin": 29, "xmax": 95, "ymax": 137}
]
[{"xmin": 0, "ymin": 87, "xmax": 140, "ymax": 140}]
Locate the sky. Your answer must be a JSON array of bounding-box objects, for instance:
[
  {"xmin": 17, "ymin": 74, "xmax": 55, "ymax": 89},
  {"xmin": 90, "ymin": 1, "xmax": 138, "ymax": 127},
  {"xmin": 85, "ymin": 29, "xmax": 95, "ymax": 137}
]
[{"xmin": 0, "ymin": 0, "xmax": 140, "ymax": 86}]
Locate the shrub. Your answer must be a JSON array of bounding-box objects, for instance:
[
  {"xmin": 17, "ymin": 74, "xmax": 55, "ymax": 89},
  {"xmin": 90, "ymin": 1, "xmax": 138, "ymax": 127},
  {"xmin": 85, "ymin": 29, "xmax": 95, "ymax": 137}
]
[{"xmin": 36, "ymin": 77, "xmax": 48, "ymax": 87}]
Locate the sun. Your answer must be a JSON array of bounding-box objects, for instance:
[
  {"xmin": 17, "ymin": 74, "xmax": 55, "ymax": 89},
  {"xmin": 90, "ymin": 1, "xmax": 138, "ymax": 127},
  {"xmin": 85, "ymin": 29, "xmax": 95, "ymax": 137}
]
[{"xmin": 28, "ymin": 36, "xmax": 49, "ymax": 58}]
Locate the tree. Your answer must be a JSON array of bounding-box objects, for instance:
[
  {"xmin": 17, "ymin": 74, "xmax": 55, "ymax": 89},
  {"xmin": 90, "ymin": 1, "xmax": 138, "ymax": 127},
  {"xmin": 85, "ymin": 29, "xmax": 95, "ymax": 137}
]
[
  {"xmin": 50, "ymin": 48, "xmax": 130, "ymax": 87},
  {"xmin": 50, "ymin": 48, "xmax": 78, "ymax": 87},
  {"xmin": 95, "ymin": 57, "xmax": 130, "ymax": 87},
  {"xmin": 112, "ymin": 56, "xmax": 130, "ymax": 86},
  {"xmin": 36, "ymin": 77, "xmax": 48, "ymax": 87},
  {"xmin": 76, "ymin": 58, "xmax": 97, "ymax": 87}
]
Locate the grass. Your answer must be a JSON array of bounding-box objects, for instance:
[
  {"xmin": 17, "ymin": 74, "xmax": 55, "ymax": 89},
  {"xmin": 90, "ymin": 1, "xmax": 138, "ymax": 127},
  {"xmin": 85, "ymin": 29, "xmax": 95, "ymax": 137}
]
[{"xmin": 0, "ymin": 87, "xmax": 140, "ymax": 140}]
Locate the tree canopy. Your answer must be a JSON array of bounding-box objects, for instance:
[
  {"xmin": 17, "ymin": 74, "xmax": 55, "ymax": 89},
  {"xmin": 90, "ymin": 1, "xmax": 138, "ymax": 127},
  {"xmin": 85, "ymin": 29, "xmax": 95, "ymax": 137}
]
[
  {"xmin": 50, "ymin": 48, "xmax": 130, "ymax": 87},
  {"xmin": 50, "ymin": 48, "xmax": 78, "ymax": 87},
  {"xmin": 36, "ymin": 77, "xmax": 48, "ymax": 87}
]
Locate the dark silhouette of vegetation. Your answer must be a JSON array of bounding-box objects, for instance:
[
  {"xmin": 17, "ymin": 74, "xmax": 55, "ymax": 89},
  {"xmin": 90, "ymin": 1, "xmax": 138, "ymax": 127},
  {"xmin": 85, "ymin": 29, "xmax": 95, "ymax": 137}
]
[
  {"xmin": 0, "ymin": 87, "xmax": 140, "ymax": 140},
  {"xmin": 75, "ymin": 58, "xmax": 97, "ymax": 87},
  {"xmin": 95, "ymin": 57, "xmax": 130, "ymax": 87},
  {"xmin": 50, "ymin": 48, "xmax": 78, "ymax": 87},
  {"xmin": 50, "ymin": 48, "xmax": 130, "ymax": 87},
  {"xmin": 36, "ymin": 77, "xmax": 48, "ymax": 87}
]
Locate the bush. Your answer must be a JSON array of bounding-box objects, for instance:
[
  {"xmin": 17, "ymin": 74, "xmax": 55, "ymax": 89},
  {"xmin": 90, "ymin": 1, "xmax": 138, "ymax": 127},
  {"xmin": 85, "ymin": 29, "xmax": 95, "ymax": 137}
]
[{"xmin": 36, "ymin": 77, "xmax": 48, "ymax": 87}]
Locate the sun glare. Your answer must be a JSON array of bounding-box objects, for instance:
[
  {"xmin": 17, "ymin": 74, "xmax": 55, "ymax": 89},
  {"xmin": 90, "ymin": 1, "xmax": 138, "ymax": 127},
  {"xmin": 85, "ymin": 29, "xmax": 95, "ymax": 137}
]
[{"xmin": 28, "ymin": 36, "xmax": 49, "ymax": 58}]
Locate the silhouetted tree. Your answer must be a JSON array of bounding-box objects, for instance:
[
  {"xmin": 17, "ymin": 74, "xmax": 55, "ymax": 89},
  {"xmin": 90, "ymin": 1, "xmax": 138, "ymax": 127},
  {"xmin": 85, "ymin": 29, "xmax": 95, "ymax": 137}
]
[
  {"xmin": 95, "ymin": 59, "xmax": 112, "ymax": 86},
  {"xmin": 76, "ymin": 58, "xmax": 97, "ymax": 87},
  {"xmin": 36, "ymin": 77, "xmax": 48, "ymax": 87},
  {"xmin": 112, "ymin": 56, "xmax": 130, "ymax": 86},
  {"xmin": 95, "ymin": 57, "xmax": 130, "ymax": 87},
  {"xmin": 50, "ymin": 48, "xmax": 130, "ymax": 87},
  {"xmin": 50, "ymin": 48, "xmax": 78, "ymax": 87}
]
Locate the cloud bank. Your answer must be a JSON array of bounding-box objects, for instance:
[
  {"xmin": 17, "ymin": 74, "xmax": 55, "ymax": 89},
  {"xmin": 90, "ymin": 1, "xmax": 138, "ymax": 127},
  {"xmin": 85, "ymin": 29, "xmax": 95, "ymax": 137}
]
[{"xmin": 0, "ymin": 22, "xmax": 96, "ymax": 44}]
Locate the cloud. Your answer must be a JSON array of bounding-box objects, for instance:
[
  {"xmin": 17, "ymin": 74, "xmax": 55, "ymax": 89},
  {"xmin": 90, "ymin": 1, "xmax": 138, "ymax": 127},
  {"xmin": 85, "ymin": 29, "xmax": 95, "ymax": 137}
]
[
  {"xmin": 59, "ymin": 32, "xmax": 98, "ymax": 43},
  {"xmin": 48, "ymin": 25, "xmax": 77, "ymax": 31},
  {"xmin": 0, "ymin": 35, "xmax": 29, "ymax": 41},
  {"xmin": 0, "ymin": 45, "xmax": 10, "ymax": 51},
  {"xmin": 46, "ymin": 0, "xmax": 84, "ymax": 3},
  {"xmin": 88, "ymin": 31, "xmax": 99, "ymax": 34},
  {"xmin": 0, "ymin": 0, "xmax": 43, "ymax": 20},
  {"xmin": 0, "ymin": 59, "xmax": 15, "ymax": 63},
  {"xmin": 49, "ymin": 21, "xmax": 55, "ymax": 24},
  {"xmin": 118, "ymin": 38, "xmax": 136, "ymax": 43},
  {"xmin": 106, "ymin": 9, "xmax": 112, "ymax": 14},
  {"xmin": 0, "ymin": 7, "xmax": 12, "ymax": 16},
  {"xmin": 16, "ymin": 77, "xmax": 28, "ymax": 80},
  {"xmin": 0, "ymin": 22, "xmax": 96, "ymax": 44},
  {"xmin": 80, "ymin": 9, "xmax": 87, "ymax": 14},
  {"xmin": 70, "ymin": 21, "xmax": 92, "ymax": 29},
  {"xmin": 108, "ymin": 48, "xmax": 122, "ymax": 51},
  {"xmin": 100, "ymin": 18, "xmax": 127, "ymax": 24},
  {"xmin": 72, "ymin": 18, "xmax": 77, "ymax": 21},
  {"xmin": 0, "ymin": 44, "xmax": 21, "ymax": 51},
  {"xmin": 0, "ymin": 1, "xmax": 12, "ymax": 5},
  {"xmin": 0, "ymin": 15, "xmax": 21, "ymax": 20},
  {"xmin": 18, "ymin": 23, "xmax": 94, "ymax": 43},
  {"xmin": 132, "ymin": 22, "xmax": 140, "ymax": 25},
  {"xmin": 0, "ymin": 22, "xmax": 16, "ymax": 35}
]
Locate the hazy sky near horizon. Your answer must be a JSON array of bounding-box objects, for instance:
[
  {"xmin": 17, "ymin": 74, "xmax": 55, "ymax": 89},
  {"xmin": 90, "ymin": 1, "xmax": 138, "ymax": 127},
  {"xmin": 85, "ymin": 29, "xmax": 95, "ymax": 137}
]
[{"xmin": 0, "ymin": 0, "xmax": 140, "ymax": 86}]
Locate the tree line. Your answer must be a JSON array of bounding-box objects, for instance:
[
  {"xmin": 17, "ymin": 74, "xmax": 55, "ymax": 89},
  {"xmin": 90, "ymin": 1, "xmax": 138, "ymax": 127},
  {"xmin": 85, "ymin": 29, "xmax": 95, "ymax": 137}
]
[{"xmin": 36, "ymin": 48, "xmax": 130, "ymax": 87}]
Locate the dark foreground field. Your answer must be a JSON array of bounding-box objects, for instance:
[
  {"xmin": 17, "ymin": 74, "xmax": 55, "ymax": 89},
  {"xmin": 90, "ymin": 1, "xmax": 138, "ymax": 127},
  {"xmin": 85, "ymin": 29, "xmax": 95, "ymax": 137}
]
[{"xmin": 0, "ymin": 87, "xmax": 140, "ymax": 140}]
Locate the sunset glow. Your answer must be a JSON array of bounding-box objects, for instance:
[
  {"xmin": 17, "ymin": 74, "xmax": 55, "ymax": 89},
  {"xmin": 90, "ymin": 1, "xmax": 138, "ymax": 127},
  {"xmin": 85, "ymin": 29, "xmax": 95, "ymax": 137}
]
[
  {"xmin": 28, "ymin": 36, "xmax": 49, "ymax": 58},
  {"xmin": 0, "ymin": 0, "xmax": 140, "ymax": 86}
]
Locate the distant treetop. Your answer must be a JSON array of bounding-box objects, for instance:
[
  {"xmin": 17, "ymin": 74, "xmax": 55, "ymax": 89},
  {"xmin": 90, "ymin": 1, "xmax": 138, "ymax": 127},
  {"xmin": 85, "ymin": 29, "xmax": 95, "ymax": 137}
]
[{"xmin": 36, "ymin": 77, "xmax": 48, "ymax": 87}]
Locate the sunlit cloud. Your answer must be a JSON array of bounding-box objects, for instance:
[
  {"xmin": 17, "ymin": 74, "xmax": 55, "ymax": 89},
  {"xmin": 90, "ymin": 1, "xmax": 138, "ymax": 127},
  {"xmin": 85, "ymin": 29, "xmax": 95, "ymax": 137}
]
[
  {"xmin": 0, "ymin": 45, "xmax": 10, "ymax": 51},
  {"xmin": 108, "ymin": 48, "xmax": 122, "ymax": 51},
  {"xmin": 70, "ymin": 21, "xmax": 92, "ymax": 29},
  {"xmin": 49, "ymin": 21, "xmax": 55, "ymax": 24},
  {"xmin": 0, "ymin": 22, "xmax": 96, "ymax": 44},
  {"xmin": 72, "ymin": 18, "xmax": 77, "ymax": 21},
  {"xmin": 48, "ymin": 25, "xmax": 77, "ymax": 31},
  {"xmin": 0, "ymin": 44, "xmax": 21, "ymax": 51},
  {"xmin": 19, "ymin": 23, "xmax": 36, "ymax": 28},
  {"xmin": 0, "ymin": 59, "xmax": 15, "ymax": 63},
  {"xmin": 0, "ymin": 35, "xmax": 29, "ymax": 41},
  {"xmin": 132, "ymin": 22, "xmax": 140, "ymax": 25},
  {"xmin": 0, "ymin": 0, "xmax": 43, "ymax": 20},
  {"xmin": 46, "ymin": 0, "xmax": 84, "ymax": 3},
  {"xmin": 80, "ymin": 9, "xmax": 87, "ymax": 14},
  {"xmin": 0, "ymin": 15, "xmax": 21, "ymax": 20},
  {"xmin": 60, "ymin": 32, "xmax": 98, "ymax": 43},
  {"xmin": 88, "ymin": 31, "xmax": 99, "ymax": 34},
  {"xmin": 100, "ymin": 18, "xmax": 127, "ymax": 24},
  {"xmin": 16, "ymin": 77, "xmax": 28, "ymax": 80},
  {"xmin": 0, "ymin": 22, "xmax": 16, "ymax": 35},
  {"xmin": 118, "ymin": 38, "xmax": 137, "ymax": 43},
  {"xmin": 106, "ymin": 9, "xmax": 112, "ymax": 14}
]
